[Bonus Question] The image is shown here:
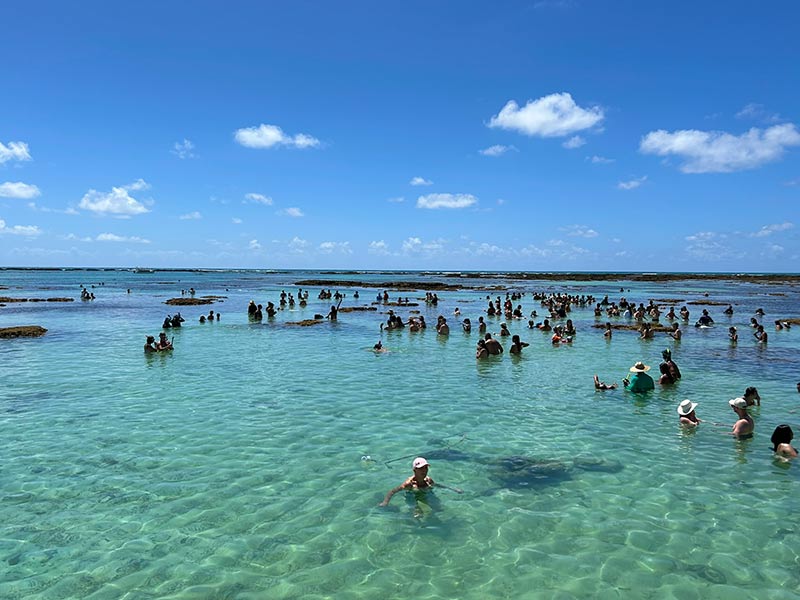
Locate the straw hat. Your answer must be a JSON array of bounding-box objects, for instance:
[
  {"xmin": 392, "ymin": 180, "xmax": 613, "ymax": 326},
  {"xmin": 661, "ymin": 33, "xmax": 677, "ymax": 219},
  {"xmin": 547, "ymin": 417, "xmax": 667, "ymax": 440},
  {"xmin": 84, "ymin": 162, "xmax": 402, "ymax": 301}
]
[
  {"xmin": 677, "ymin": 399, "xmax": 697, "ymax": 416},
  {"xmin": 629, "ymin": 361, "xmax": 651, "ymax": 372}
]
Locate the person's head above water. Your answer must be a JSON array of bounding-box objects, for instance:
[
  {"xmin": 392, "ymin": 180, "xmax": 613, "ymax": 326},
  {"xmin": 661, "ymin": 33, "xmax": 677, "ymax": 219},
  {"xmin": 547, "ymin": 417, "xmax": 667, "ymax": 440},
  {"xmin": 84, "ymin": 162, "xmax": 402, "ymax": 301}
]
[
  {"xmin": 771, "ymin": 424, "xmax": 794, "ymax": 451},
  {"xmin": 412, "ymin": 457, "xmax": 429, "ymax": 470}
]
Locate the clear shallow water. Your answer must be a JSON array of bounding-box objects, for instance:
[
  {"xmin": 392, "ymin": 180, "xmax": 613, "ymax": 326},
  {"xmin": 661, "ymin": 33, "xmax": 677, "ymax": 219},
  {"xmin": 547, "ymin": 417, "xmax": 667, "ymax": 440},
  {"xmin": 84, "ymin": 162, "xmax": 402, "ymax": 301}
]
[{"xmin": 1, "ymin": 270, "xmax": 799, "ymax": 599}]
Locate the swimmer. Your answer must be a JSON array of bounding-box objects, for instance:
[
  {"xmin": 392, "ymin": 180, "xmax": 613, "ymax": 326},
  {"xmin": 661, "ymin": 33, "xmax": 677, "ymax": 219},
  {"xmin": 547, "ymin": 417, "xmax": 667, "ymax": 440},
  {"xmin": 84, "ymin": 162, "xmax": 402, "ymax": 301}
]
[
  {"xmin": 462, "ymin": 318, "xmax": 471, "ymax": 333},
  {"xmin": 594, "ymin": 375, "xmax": 617, "ymax": 390},
  {"xmin": 156, "ymin": 332, "xmax": 173, "ymax": 351},
  {"xmin": 144, "ymin": 335, "xmax": 157, "ymax": 353},
  {"xmin": 729, "ymin": 326, "xmax": 738, "ymax": 342},
  {"xmin": 729, "ymin": 397, "xmax": 754, "ymax": 437},
  {"xmin": 603, "ymin": 322, "xmax": 613, "ymax": 338},
  {"xmin": 668, "ymin": 322, "xmax": 682, "ymax": 340},
  {"xmin": 743, "ymin": 386, "xmax": 760, "ymax": 407},
  {"xmin": 508, "ymin": 334, "xmax": 529, "ymax": 355},
  {"xmin": 476, "ymin": 339, "xmax": 489, "ymax": 359},
  {"xmin": 499, "ymin": 322, "xmax": 511, "ymax": 337},
  {"xmin": 380, "ymin": 457, "xmax": 434, "ymax": 506},
  {"xmin": 373, "ymin": 340, "xmax": 388, "ymax": 353},
  {"xmin": 754, "ymin": 324, "xmax": 768, "ymax": 343},
  {"xmin": 677, "ymin": 399, "xmax": 701, "ymax": 426},
  {"xmin": 723, "ymin": 304, "xmax": 734, "ymax": 315},
  {"xmin": 771, "ymin": 425, "xmax": 798, "ymax": 458}
]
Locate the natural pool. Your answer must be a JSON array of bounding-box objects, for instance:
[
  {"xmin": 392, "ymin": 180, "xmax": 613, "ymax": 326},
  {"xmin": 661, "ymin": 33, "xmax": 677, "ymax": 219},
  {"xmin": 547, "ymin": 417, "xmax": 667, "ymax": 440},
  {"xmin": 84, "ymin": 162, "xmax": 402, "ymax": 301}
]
[{"xmin": 1, "ymin": 269, "xmax": 799, "ymax": 599}]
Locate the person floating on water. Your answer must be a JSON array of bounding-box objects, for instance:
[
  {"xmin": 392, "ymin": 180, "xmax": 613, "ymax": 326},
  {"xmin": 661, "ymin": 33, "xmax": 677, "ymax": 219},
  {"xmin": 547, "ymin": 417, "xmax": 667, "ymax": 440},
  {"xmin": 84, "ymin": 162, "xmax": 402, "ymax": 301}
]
[
  {"xmin": 594, "ymin": 375, "xmax": 617, "ymax": 390},
  {"xmin": 623, "ymin": 361, "xmax": 655, "ymax": 392}
]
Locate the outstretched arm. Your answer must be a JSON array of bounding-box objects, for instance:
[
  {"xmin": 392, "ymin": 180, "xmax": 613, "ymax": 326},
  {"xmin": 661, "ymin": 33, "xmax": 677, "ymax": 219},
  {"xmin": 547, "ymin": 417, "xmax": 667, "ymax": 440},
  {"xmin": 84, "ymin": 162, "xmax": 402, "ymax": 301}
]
[{"xmin": 379, "ymin": 480, "xmax": 409, "ymax": 506}]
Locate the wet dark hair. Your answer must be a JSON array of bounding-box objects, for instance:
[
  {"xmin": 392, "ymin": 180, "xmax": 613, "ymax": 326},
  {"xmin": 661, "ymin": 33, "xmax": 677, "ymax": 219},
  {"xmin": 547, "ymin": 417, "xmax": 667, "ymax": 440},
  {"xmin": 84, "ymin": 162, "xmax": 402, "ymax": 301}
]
[
  {"xmin": 744, "ymin": 386, "xmax": 758, "ymax": 398},
  {"xmin": 771, "ymin": 424, "xmax": 794, "ymax": 452}
]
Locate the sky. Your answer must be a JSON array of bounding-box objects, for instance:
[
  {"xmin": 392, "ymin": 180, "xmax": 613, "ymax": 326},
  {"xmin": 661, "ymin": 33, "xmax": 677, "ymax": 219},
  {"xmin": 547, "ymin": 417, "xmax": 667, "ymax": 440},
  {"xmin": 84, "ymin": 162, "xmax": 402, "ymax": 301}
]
[{"xmin": 1, "ymin": 1, "xmax": 798, "ymax": 272}]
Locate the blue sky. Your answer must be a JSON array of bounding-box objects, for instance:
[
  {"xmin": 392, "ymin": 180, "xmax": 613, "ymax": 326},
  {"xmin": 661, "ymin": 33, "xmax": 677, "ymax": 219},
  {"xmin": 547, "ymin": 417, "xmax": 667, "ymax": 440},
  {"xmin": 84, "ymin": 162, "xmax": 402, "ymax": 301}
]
[{"xmin": 1, "ymin": 1, "xmax": 798, "ymax": 271}]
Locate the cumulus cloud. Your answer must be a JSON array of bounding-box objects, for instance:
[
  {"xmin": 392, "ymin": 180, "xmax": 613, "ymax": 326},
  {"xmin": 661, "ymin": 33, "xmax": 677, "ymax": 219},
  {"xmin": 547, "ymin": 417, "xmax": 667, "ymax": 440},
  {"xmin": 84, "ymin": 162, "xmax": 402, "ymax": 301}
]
[
  {"xmin": 78, "ymin": 180, "xmax": 151, "ymax": 217},
  {"xmin": 750, "ymin": 222, "xmax": 794, "ymax": 237},
  {"xmin": 369, "ymin": 240, "xmax": 390, "ymax": 255},
  {"xmin": 289, "ymin": 236, "xmax": 309, "ymax": 252},
  {"xmin": 0, "ymin": 181, "xmax": 41, "ymax": 199},
  {"xmin": 0, "ymin": 141, "xmax": 31, "ymax": 164},
  {"xmin": 587, "ymin": 155, "xmax": 615, "ymax": 164},
  {"xmin": 562, "ymin": 224, "xmax": 599, "ymax": 238},
  {"xmin": 279, "ymin": 207, "xmax": 304, "ymax": 217},
  {"xmin": 179, "ymin": 211, "xmax": 202, "ymax": 220},
  {"xmin": 417, "ymin": 193, "xmax": 477, "ymax": 209},
  {"xmin": 28, "ymin": 202, "xmax": 77, "ymax": 215},
  {"xmin": 248, "ymin": 239, "xmax": 261, "ymax": 250},
  {"xmin": 319, "ymin": 241, "xmax": 352, "ymax": 254},
  {"xmin": 0, "ymin": 218, "xmax": 40, "ymax": 236},
  {"xmin": 562, "ymin": 136, "xmax": 586, "ymax": 149},
  {"xmin": 640, "ymin": 124, "xmax": 800, "ymax": 173},
  {"xmin": 410, "ymin": 176, "xmax": 433, "ymax": 186},
  {"xmin": 96, "ymin": 233, "xmax": 151, "ymax": 243},
  {"xmin": 401, "ymin": 236, "xmax": 444, "ymax": 255},
  {"xmin": 244, "ymin": 193, "xmax": 273, "ymax": 205},
  {"xmin": 234, "ymin": 123, "xmax": 320, "ymax": 149},
  {"xmin": 171, "ymin": 139, "xmax": 195, "ymax": 159},
  {"xmin": 617, "ymin": 176, "xmax": 647, "ymax": 190},
  {"xmin": 231, "ymin": 217, "xmax": 242, "ymax": 224},
  {"xmin": 480, "ymin": 144, "xmax": 516, "ymax": 156},
  {"xmin": 488, "ymin": 93, "xmax": 604, "ymax": 138}
]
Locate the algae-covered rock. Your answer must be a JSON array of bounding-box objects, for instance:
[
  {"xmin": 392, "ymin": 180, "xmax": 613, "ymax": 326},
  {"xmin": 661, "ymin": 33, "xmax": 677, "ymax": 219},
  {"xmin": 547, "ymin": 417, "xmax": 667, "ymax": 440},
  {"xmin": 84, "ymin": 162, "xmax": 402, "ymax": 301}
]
[
  {"xmin": 0, "ymin": 325, "xmax": 48, "ymax": 338},
  {"xmin": 165, "ymin": 298, "xmax": 214, "ymax": 306}
]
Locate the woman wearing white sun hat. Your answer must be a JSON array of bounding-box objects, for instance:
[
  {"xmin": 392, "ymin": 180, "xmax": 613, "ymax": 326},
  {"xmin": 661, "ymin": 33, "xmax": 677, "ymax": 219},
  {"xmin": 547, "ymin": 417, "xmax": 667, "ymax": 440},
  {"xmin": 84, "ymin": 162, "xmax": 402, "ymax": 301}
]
[{"xmin": 677, "ymin": 399, "xmax": 701, "ymax": 426}]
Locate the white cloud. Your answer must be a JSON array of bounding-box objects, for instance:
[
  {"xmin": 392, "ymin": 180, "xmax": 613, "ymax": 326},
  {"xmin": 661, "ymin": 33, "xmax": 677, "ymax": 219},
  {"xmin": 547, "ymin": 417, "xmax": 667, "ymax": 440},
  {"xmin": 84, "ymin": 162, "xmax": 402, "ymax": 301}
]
[
  {"xmin": 0, "ymin": 141, "xmax": 31, "ymax": 164},
  {"xmin": 28, "ymin": 202, "xmax": 77, "ymax": 215},
  {"xmin": 640, "ymin": 124, "xmax": 800, "ymax": 173},
  {"xmin": 562, "ymin": 136, "xmax": 586, "ymax": 149},
  {"xmin": 587, "ymin": 155, "xmax": 615, "ymax": 164},
  {"xmin": 289, "ymin": 236, "xmax": 309, "ymax": 252},
  {"xmin": 279, "ymin": 207, "xmax": 304, "ymax": 218},
  {"xmin": 736, "ymin": 103, "xmax": 780, "ymax": 123},
  {"xmin": 480, "ymin": 144, "xmax": 516, "ymax": 156},
  {"xmin": 488, "ymin": 92, "xmax": 604, "ymax": 138},
  {"xmin": 179, "ymin": 211, "xmax": 202, "ymax": 220},
  {"xmin": 234, "ymin": 123, "xmax": 320, "ymax": 149},
  {"xmin": 78, "ymin": 180, "xmax": 151, "ymax": 217},
  {"xmin": 63, "ymin": 233, "xmax": 93, "ymax": 242},
  {"xmin": 248, "ymin": 239, "xmax": 261, "ymax": 250},
  {"xmin": 387, "ymin": 196, "xmax": 405, "ymax": 203},
  {"xmin": 319, "ymin": 241, "xmax": 352, "ymax": 254},
  {"xmin": 750, "ymin": 222, "xmax": 794, "ymax": 237},
  {"xmin": 0, "ymin": 181, "xmax": 41, "ymax": 199},
  {"xmin": 0, "ymin": 218, "xmax": 40, "ymax": 236},
  {"xmin": 171, "ymin": 139, "xmax": 195, "ymax": 159},
  {"xmin": 417, "ymin": 193, "xmax": 477, "ymax": 209},
  {"xmin": 369, "ymin": 240, "xmax": 390, "ymax": 255},
  {"xmin": 96, "ymin": 233, "xmax": 151, "ymax": 244},
  {"xmin": 401, "ymin": 236, "xmax": 444, "ymax": 255},
  {"xmin": 562, "ymin": 224, "xmax": 599, "ymax": 238},
  {"xmin": 244, "ymin": 193, "xmax": 273, "ymax": 205},
  {"xmin": 410, "ymin": 176, "xmax": 433, "ymax": 186},
  {"xmin": 232, "ymin": 217, "xmax": 242, "ymax": 224},
  {"xmin": 617, "ymin": 176, "xmax": 647, "ymax": 190}
]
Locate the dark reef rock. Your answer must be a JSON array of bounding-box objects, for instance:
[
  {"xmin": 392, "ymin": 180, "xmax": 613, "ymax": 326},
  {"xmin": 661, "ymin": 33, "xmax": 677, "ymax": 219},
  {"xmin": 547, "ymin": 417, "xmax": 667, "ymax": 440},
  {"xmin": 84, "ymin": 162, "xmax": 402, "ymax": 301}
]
[
  {"xmin": 0, "ymin": 325, "xmax": 48, "ymax": 338},
  {"xmin": 165, "ymin": 298, "xmax": 214, "ymax": 306}
]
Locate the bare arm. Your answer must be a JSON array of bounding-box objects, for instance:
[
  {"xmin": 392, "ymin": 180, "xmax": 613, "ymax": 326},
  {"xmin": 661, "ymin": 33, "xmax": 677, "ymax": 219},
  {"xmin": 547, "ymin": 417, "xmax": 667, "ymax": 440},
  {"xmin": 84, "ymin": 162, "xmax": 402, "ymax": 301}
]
[{"xmin": 379, "ymin": 479, "xmax": 410, "ymax": 506}]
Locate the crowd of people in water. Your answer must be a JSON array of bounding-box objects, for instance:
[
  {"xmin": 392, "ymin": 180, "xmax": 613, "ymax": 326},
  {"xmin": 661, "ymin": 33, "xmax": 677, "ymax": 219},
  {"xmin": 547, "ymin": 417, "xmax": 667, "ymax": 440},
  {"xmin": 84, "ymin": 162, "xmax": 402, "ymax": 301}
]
[{"xmin": 138, "ymin": 283, "xmax": 798, "ymax": 469}]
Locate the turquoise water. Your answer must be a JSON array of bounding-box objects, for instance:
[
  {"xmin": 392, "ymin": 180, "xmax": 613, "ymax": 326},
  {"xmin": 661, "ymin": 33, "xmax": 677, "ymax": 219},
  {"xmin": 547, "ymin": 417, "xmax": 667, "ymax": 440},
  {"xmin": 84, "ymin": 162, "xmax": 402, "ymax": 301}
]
[{"xmin": 1, "ymin": 270, "xmax": 799, "ymax": 599}]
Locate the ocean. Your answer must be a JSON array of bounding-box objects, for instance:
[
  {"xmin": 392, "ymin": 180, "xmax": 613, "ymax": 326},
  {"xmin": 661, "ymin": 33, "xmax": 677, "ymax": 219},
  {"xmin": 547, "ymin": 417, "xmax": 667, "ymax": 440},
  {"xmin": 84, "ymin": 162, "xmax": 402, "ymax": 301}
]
[{"xmin": 1, "ymin": 269, "xmax": 799, "ymax": 599}]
